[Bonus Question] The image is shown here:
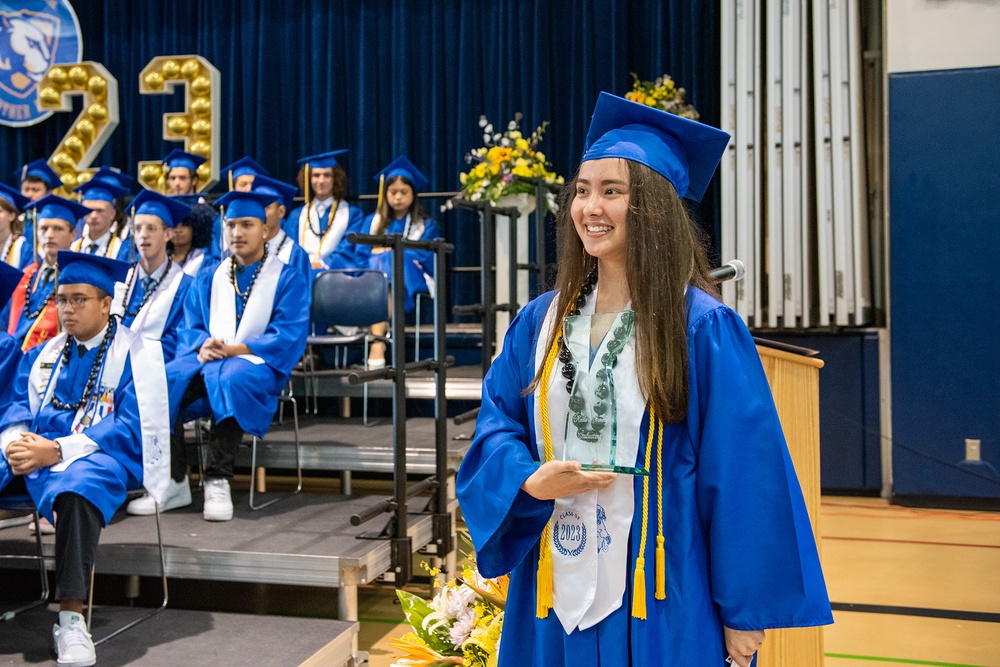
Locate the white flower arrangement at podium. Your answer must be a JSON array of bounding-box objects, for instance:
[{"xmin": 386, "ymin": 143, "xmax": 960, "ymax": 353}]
[
  {"xmin": 389, "ymin": 558, "xmax": 508, "ymax": 667},
  {"xmin": 456, "ymin": 112, "xmax": 564, "ymax": 213},
  {"xmin": 625, "ymin": 72, "xmax": 700, "ymax": 120}
]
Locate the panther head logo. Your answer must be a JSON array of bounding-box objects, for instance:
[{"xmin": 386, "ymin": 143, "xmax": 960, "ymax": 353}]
[{"xmin": 0, "ymin": 10, "xmax": 60, "ymax": 99}]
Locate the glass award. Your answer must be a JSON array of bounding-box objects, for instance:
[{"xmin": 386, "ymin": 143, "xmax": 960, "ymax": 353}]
[{"xmin": 560, "ymin": 310, "xmax": 647, "ymax": 475}]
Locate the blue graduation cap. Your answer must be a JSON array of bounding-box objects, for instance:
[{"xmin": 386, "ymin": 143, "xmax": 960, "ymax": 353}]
[
  {"xmin": 162, "ymin": 149, "xmax": 207, "ymax": 173},
  {"xmin": 0, "ymin": 262, "xmax": 24, "ymax": 308},
  {"xmin": 373, "ymin": 156, "xmax": 429, "ymax": 192},
  {"xmin": 252, "ymin": 175, "xmax": 298, "ymax": 209},
  {"xmin": 222, "ymin": 157, "xmax": 269, "ymax": 182},
  {"xmin": 0, "ymin": 183, "xmax": 30, "ymax": 213},
  {"xmin": 57, "ymin": 250, "xmax": 130, "ymax": 295},
  {"xmin": 131, "ymin": 189, "xmax": 191, "ymax": 228},
  {"xmin": 15, "ymin": 159, "xmax": 61, "ymax": 190},
  {"xmin": 26, "ymin": 194, "xmax": 92, "ymax": 226},
  {"xmin": 296, "ymin": 150, "xmax": 348, "ymax": 170},
  {"xmin": 216, "ymin": 190, "xmax": 279, "ymax": 221},
  {"xmin": 582, "ymin": 92, "xmax": 731, "ymax": 202},
  {"xmin": 75, "ymin": 178, "xmax": 129, "ymax": 205},
  {"xmin": 90, "ymin": 166, "xmax": 135, "ymax": 191}
]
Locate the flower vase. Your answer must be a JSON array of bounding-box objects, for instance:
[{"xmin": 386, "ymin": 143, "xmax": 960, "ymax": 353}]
[{"xmin": 492, "ymin": 193, "xmax": 536, "ymax": 359}]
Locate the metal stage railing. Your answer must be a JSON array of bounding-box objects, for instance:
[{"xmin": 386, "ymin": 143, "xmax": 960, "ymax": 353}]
[{"xmin": 344, "ymin": 232, "xmax": 455, "ymax": 586}]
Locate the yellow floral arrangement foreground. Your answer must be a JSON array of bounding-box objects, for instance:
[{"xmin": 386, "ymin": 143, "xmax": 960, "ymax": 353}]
[{"xmin": 625, "ymin": 72, "xmax": 700, "ymax": 120}]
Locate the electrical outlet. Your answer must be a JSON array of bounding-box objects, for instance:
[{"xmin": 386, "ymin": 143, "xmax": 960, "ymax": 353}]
[{"xmin": 965, "ymin": 439, "xmax": 981, "ymax": 462}]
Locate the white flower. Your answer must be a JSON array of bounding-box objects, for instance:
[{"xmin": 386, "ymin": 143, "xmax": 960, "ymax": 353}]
[
  {"xmin": 479, "ymin": 115, "xmax": 488, "ymax": 128},
  {"xmin": 449, "ymin": 608, "xmax": 476, "ymax": 648},
  {"xmin": 484, "ymin": 123, "xmax": 493, "ymax": 134},
  {"xmin": 493, "ymin": 133, "xmax": 502, "ymax": 142},
  {"xmin": 507, "ymin": 120, "xmax": 517, "ymax": 130},
  {"xmin": 483, "ymin": 134, "xmax": 491, "ymax": 144},
  {"xmin": 500, "ymin": 138, "xmax": 510, "ymax": 147}
]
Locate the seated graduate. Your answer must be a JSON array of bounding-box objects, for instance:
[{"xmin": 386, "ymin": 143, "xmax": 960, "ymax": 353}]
[
  {"xmin": 251, "ymin": 174, "xmax": 311, "ymax": 277},
  {"xmin": 0, "ymin": 250, "xmax": 169, "ymax": 667},
  {"xmin": 0, "ymin": 262, "xmax": 25, "ymax": 530},
  {"xmin": 359, "ymin": 156, "xmax": 440, "ymax": 368},
  {"xmin": 71, "ymin": 173, "xmax": 132, "ymax": 261},
  {"xmin": 168, "ymin": 194, "xmax": 219, "ymax": 278},
  {"xmin": 162, "ymin": 190, "xmax": 310, "ymax": 521},
  {"xmin": 1, "ymin": 195, "xmax": 89, "ymax": 352},
  {"xmin": 160, "ymin": 148, "xmax": 224, "ymax": 262},
  {"xmin": 456, "ymin": 93, "xmax": 831, "ymax": 666},
  {"xmin": 0, "ymin": 183, "xmax": 31, "ymax": 269},
  {"xmin": 12, "ymin": 159, "xmax": 62, "ymax": 267},
  {"xmin": 283, "ymin": 150, "xmax": 365, "ymax": 273},
  {"xmin": 222, "ymin": 156, "xmax": 269, "ymax": 192},
  {"xmin": 114, "ymin": 190, "xmax": 194, "ymax": 362}
]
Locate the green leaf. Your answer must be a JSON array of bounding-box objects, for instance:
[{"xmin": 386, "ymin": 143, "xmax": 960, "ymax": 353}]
[{"xmin": 395, "ymin": 590, "xmax": 455, "ymax": 656}]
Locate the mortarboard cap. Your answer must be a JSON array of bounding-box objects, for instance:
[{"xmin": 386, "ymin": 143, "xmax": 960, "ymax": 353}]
[
  {"xmin": 75, "ymin": 178, "xmax": 129, "ymax": 205},
  {"xmin": 0, "ymin": 262, "xmax": 24, "ymax": 308},
  {"xmin": 57, "ymin": 250, "xmax": 130, "ymax": 295},
  {"xmin": 216, "ymin": 190, "xmax": 279, "ymax": 222},
  {"xmin": 222, "ymin": 157, "xmax": 269, "ymax": 182},
  {"xmin": 296, "ymin": 149, "xmax": 348, "ymax": 170},
  {"xmin": 373, "ymin": 155, "xmax": 429, "ymax": 192},
  {"xmin": 582, "ymin": 92, "xmax": 731, "ymax": 202},
  {"xmin": 0, "ymin": 183, "xmax": 30, "ymax": 212},
  {"xmin": 90, "ymin": 166, "xmax": 135, "ymax": 191},
  {"xmin": 251, "ymin": 175, "xmax": 298, "ymax": 209},
  {"xmin": 26, "ymin": 194, "xmax": 91, "ymax": 226},
  {"xmin": 15, "ymin": 159, "xmax": 61, "ymax": 190},
  {"xmin": 131, "ymin": 189, "xmax": 191, "ymax": 228},
  {"xmin": 162, "ymin": 149, "xmax": 207, "ymax": 173}
]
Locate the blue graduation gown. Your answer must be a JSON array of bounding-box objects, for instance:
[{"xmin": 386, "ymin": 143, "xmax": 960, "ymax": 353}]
[
  {"xmin": 120, "ymin": 268, "xmax": 194, "ymax": 363},
  {"xmin": 456, "ymin": 288, "xmax": 832, "ymax": 666},
  {"xmin": 358, "ymin": 215, "xmax": 439, "ymax": 313},
  {"xmin": 167, "ymin": 259, "xmax": 310, "ymax": 437},
  {"xmin": 0, "ymin": 337, "xmax": 143, "ymax": 524},
  {"xmin": 0, "ymin": 332, "xmax": 22, "ymax": 407},
  {"xmin": 283, "ymin": 202, "xmax": 366, "ymax": 274},
  {"xmin": 2, "ymin": 269, "xmax": 56, "ymax": 345}
]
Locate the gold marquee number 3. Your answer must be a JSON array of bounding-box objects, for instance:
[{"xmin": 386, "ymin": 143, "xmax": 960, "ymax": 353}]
[
  {"xmin": 36, "ymin": 63, "xmax": 120, "ymax": 191},
  {"xmin": 138, "ymin": 55, "xmax": 221, "ymax": 193}
]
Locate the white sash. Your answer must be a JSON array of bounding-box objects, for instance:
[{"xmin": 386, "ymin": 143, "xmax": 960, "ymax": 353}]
[
  {"xmin": 268, "ymin": 229, "xmax": 293, "ymax": 265},
  {"xmin": 181, "ymin": 248, "xmax": 205, "ymax": 277},
  {"xmin": 208, "ymin": 251, "xmax": 283, "ymax": 365},
  {"xmin": 298, "ymin": 199, "xmax": 350, "ymax": 267},
  {"xmin": 116, "ymin": 262, "xmax": 186, "ymax": 340},
  {"xmin": 26, "ymin": 327, "xmax": 170, "ymax": 502},
  {"xmin": 71, "ymin": 233, "xmax": 123, "ymax": 258},
  {"xmin": 532, "ymin": 290, "xmax": 643, "ymax": 633},
  {"xmin": 2, "ymin": 235, "xmax": 25, "ymax": 268}
]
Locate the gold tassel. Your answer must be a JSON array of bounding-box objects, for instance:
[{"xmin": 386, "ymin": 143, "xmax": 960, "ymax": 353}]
[
  {"xmin": 631, "ymin": 557, "xmax": 647, "ymax": 619},
  {"xmin": 655, "ymin": 536, "xmax": 666, "ymax": 600},
  {"xmin": 536, "ymin": 525, "xmax": 553, "ymax": 618},
  {"xmin": 228, "ymin": 169, "xmax": 233, "ymax": 191}
]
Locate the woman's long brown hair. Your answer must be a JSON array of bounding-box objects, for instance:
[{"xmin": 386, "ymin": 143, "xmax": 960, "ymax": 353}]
[
  {"xmin": 371, "ymin": 175, "xmax": 426, "ymax": 236},
  {"xmin": 528, "ymin": 159, "xmax": 717, "ymax": 423}
]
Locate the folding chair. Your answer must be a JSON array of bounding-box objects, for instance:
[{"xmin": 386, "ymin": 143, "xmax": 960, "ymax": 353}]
[{"xmin": 0, "ymin": 494, "xmax": 49, "ymax": 622}]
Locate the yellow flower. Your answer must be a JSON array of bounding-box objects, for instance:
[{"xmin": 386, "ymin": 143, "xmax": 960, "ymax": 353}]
[
  {"xmin": 645, "ymin": 97, "xmax": 657, "ymax": 106},
  {"xmin": 508, "ymin": 130, "xmax": 522, "ymax": 140},
  {"xmin": 515, "ymin": 138, "xmax": 529, "ymax": 152},
  {"xmin": 459, "ymin": 172, "xmax": 468, "ymax": 186}
]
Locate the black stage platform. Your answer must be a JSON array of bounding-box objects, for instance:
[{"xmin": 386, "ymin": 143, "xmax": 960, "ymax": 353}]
[{"xmin": 0, "ymin": 604, "xmax": 357, "ymax": 667}]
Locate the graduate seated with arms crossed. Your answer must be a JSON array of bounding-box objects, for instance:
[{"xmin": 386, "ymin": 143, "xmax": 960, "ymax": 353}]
[
  {"xmin": 251, "ymin": 174, "xmax": 311, "ymax": 277},
  {"xmin": 0, "ymin": 251, "xmax": 169, "ymax": 667},
  {"xmin": 358, "ymin": 156, "xmax": 439, "ymax": 369},
  {"xmin": 70, "ymin": 173, "xmax": 132, "ymax": 261},
  {"xmin": 163, "ymin": 190, "xmax": 310, "ymax": 521},
  {"xmin": 283, "ymin": 150, "xmax": 365, "ymax": 274},
  {"xmin": 456, "ymin": 93, "xmax": 832, "ymax": 667},
  {"xmin": 12, "ymin": 159, "xmax": 62, "ymax": 267},
  {"xmin": 2, "ymin": 196, "xmax": 90, "ymax": 352},
  {"xmin": 1, "ymin": 183, "xmax": 32, "ymax": 269}
]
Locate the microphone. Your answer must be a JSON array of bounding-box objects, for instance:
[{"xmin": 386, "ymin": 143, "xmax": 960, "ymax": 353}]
[{"xmin": 709, "ymin": 259, "xmax": 745, "ymax": 283}]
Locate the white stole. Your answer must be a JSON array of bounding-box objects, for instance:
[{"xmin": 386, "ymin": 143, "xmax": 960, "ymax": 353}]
[
  {"xmin": 181, "ymin": 248, "xmax": 206, "ymax": 277},
  {"xmin": 2, "ymin": 235, "xmax": 25, "ymax": 268},
  {"xmin": 27, "ymin": 328, "xmax": 170, "ymax": 503},
  {"xmin": 268, "ymin": 229, "xmax": 293, "ymax": 265},
  {"xmin": 208, "ymin": 251, "xmax": 283, "ymax": 365},
  {"xmin": 532, "ymin": 290, "xmax": 643, "ymax": 633},
  {"xmin": 71, "ymin": 234, "xmax": 123, "ymax": 258},
  {"xmin": 298, "ymin": 199, "xmax": 350, "ymax": 267},
  {"xmin": 114, "ymin": 262, "xmax": 186, "ymax": 340}
]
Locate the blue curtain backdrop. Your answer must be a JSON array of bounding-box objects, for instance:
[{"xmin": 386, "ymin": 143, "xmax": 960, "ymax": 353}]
[{"xmin": 1, "ymin": 0, "xmax": 721, "ymax": 306}]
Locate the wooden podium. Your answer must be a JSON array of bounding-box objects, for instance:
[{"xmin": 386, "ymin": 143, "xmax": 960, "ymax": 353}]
[{"xmin": 755, "ymin": 344, "xmax": 826, "ymax": 667}]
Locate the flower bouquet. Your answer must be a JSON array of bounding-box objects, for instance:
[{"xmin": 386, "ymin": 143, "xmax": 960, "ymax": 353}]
[
  {"xmin": 389, "ymin": 561, "xmax": 508, "ymax": 667},
  {"xmin": 624, "ymin": 72, "xmax": 700, "ymax": 120},
  {"xmin": 457, "ymin": 113, "xmax": 563, "ymax": 213}
]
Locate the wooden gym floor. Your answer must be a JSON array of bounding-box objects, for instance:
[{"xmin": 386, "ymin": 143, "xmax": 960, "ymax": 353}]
[{"xmin": 361, "ymin": 496, "xmax": 1000, "ymax": 667}]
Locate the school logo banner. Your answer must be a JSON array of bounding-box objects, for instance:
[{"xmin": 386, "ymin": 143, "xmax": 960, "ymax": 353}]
[{"xmin": 0, "ymin": 0, "xmax": 82, "ymax": 127}]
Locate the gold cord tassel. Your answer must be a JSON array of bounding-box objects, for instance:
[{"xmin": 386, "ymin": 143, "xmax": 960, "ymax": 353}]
[
  {"xmin": 535, "ymin": 328, "xmax": 562, "ymax": 619},
  {"xmin": 632, "ymin": 557, "xmax": 647, "ymax": 619},
  {"xmin": 655, "ymin": 535, "xmax": 666, "ymax": 600},
  {"xmin": 228, "ymin": 169, "xmax": 233, "ymax": 191},
  {"xmin": 536, "ymin": 524, "xmax": 553, "ymax": 617}
]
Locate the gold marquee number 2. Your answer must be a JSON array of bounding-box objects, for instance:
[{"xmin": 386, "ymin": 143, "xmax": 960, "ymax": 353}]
[
  {"xmin": 36, "ymin": 63, "xmax": 120, "ymax": 191},
  {"xmin": 138, "ymin": 55, "xmax": 221, "ymax": 193}
]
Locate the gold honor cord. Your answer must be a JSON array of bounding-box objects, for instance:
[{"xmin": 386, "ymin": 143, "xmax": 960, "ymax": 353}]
[{"xmin": 537, "ymin": 327, "xmax": 665, "ymax": 621}]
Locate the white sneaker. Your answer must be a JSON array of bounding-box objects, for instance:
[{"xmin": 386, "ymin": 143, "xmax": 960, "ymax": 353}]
[
  {"xmin": 126, "ymin": 476, "xmax": 193, "ymax": 515},
  {"xmin": 0, "ymin": 509, "xmax": 32, "ymax": 530},
  {"xmin": 53, "ymin": 612, "xmax": 96, "ymax": 667},
  {"xmin": 203, "ymin": 479, "xmax": 234, "ymax": 521},
  {"xmin": 29, "ymin": 517, "xmax": 55, "ymax": 535}
]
